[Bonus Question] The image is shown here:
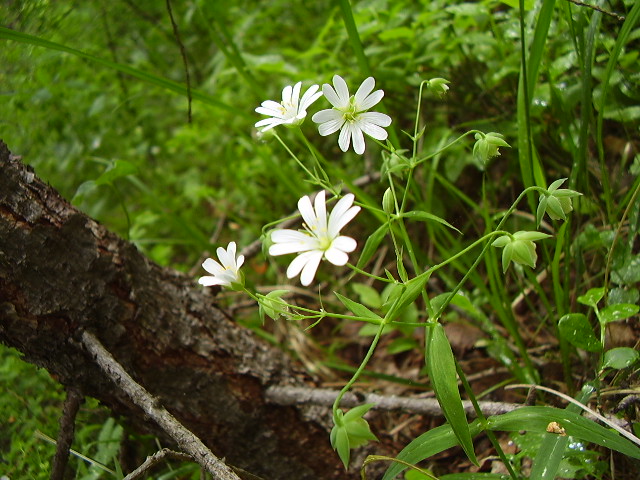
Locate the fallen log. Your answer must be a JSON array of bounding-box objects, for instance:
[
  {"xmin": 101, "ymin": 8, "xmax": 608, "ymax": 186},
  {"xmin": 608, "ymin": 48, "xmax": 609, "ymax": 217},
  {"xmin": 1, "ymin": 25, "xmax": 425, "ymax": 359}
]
[{"xmin": 0, "ymin": 140, "xmax": 345, "ymax": 479}]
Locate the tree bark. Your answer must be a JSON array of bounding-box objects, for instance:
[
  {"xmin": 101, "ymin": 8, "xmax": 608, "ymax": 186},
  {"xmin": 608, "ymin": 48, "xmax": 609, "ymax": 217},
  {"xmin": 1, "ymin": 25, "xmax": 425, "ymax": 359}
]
[{"xmin": 0, "ymin": 140, "xmax": 345, "ymax": 479}]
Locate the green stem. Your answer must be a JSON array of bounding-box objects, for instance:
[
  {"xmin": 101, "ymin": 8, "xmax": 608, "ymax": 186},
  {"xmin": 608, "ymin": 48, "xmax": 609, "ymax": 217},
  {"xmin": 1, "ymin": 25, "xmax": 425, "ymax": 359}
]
[
  {"xmin": 347, "ymin": 263, "xmax": 394, "ymax": 283},
  {"xmin": 413, "ymin": 130, "xmax": 482, "ymax": 168},
  {"xmin": 272, "ymin": 131, "xmax": 318, "ymax": 182},
  {"xmin": 456, "ymin": 360, "xmax": 519, "ymax": 480},
  {"xmin": 332, "ymin": 321, "xmax": 386, "ymax": 416},
  {"xmin": 432, "ymin": 185, "xmax": 545, "ymax": 321}
]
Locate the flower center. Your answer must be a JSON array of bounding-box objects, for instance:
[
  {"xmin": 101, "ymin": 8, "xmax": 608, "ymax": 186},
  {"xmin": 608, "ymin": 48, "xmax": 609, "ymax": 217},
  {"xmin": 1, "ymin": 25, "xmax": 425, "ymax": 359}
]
[
  {"xmin": 318, "ymin": 235, "xmax": 333, "ymax": 251},
  {"xmin": 341, "ymin": 97, "xmax": 360, "ymax": 123}
]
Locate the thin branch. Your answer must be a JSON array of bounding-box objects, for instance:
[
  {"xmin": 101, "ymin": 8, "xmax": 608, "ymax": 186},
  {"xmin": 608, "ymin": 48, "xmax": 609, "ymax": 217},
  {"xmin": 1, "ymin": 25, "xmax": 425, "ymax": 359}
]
[
  {"xmin": 50, "ymin": 387, "xmax": 83, "ymax": 480},
  {"xmin": 166, "ymin": 0, "xmax": 192, "ymax": 122},
  {"xmin": 265, "ymin": 385, "xmax": 522, "ymax": 417},
  {"xmin": 80, "ymin": 330, "xmax": 241, "ymax": 480},
  {"xmin": 123, "ymin": 448, "xmax": 192, "ymax": 480},
  {"xmin": 565, "ymin": 0, "xmax": 626, "ymax": 21}
]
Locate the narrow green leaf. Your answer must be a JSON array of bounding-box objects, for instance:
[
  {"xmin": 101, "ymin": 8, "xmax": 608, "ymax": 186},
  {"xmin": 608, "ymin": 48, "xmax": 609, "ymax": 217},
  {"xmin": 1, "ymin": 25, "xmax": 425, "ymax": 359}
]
[
  {"xmin": 355, "ymin": 223, "xmax": 388, "ymax": 270},
  {"xmin": 487, "ymin": 406, "xmax": 640, "ymax": 460},
  {"xmin": 558, "ymin": 314, "xmax": 601, "ymax": 352},
  {"xmin": 426, "ymin": 323, "xmax": 477, "ymax": 465},
  {"xmin": 383, "ymin": 421, "xmax": 484, "ymax": 480},
  {"xmin": 335, "ymin": 292, "xmax": 382, "ymax": 323},
  {"xmin": 400, "ymin": 211, "xmax": 461, "ymax": 233},
  {"xmin": 386, "ymin": 273, "xmax": 429, "ymax": 321},
  {"xmin": 440, "ymin": 474, "xmax": 509, "ymax": 480},
  {"xmin": 528, "ymin": 385, "xmax": 593, "ymax": 480}
]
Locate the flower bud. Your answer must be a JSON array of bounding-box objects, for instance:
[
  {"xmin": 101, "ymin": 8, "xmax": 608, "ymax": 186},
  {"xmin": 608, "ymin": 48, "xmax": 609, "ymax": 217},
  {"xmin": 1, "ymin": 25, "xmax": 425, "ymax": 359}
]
[
  {"xmin": 492, "ymin": 231, "xmax": 550, "ymax": 273},
  {"xmin": 427, "ymin": 77, "xmax": 450, "ymax": 97},
  {"xmin": 473, "ymin": 132, "xmax": 510, "ymax": 167},
  {"xmin": 536, "ymin": 178, "xmax": 582, "ymax": 224},
  {"xmin": 382, "ymin": 187, "xmax": 395, "ymax": 215}
]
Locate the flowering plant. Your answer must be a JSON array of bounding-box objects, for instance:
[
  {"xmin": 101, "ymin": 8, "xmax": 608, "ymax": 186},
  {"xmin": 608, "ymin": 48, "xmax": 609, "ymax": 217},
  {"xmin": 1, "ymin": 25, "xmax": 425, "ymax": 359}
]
[
  {"xmin": 312, "ymin": 75, "xmax": 391, "ymax": 154},
  {"xmin": 269, "ymin": 191, "xmax": 360, "ymax": 286}
]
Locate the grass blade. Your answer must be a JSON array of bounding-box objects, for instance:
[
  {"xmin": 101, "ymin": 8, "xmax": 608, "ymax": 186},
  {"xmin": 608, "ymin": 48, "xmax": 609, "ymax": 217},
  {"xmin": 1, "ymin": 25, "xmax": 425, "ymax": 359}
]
[{"xmin": 0, "ymin": 27, "xmax": 243, "ymax": 116}]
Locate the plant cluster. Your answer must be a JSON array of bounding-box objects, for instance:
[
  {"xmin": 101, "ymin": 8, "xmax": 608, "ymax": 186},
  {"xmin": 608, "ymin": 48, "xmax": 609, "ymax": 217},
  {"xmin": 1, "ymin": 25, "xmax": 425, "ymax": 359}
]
[{"xmin": 2, "ymin": 0, "xmax": 640, "ymax": 478}]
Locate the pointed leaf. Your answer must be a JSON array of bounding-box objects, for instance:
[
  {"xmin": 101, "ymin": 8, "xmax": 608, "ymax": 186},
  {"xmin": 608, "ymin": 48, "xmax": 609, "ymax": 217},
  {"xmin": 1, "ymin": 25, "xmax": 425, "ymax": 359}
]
[
  {"xmin": 335, "ymin": 292, "xmax": 382, "ymax": 323},
  {"xmin": 426, "ymin": 323, "xmax": 477, "ymax": 465},
  {"xmin": 383, "ymin": 421, "xmax": 484, "ymax": 480},
  {"xmin": 356, "ymin": 223, "xmax": 388, "ymax": 270},
  {"xmin": 400, "ymin": 210, "xmax": 461, "ymax": 233}
]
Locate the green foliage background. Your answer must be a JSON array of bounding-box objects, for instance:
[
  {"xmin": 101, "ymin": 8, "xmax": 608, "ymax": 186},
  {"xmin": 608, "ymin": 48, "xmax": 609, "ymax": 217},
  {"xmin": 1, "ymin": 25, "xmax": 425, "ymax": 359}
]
[{"xmin": 1, "ymin": 0, "xmax": 639, "ymax": 478}]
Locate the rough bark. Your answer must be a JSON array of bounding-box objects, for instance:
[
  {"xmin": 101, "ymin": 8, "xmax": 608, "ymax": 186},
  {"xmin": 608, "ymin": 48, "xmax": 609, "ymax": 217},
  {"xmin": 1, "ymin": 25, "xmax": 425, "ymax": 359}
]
[{"xmin": 0, "ymin": 140, "xmax": 345, "ymax": 479}]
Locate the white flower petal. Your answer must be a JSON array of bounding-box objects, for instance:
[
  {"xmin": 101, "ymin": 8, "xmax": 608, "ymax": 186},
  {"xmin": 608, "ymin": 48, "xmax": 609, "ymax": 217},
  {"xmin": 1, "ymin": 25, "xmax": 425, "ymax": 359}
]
[
  {"xmin": 324, "ymin": 246, "xmax": 350, "ymax": 266},
  {"xmin": 298, "ymin": 194, "xmax": 318, "ymax": 231},
  {"xmin": 236, "ymin": 254, "xmax": 245, "ymax": 269},
  {"xmin": 331, "ymin": 235, "xmax": 357, "ymax": 253},
  {"xmin": 354, "ymin": 77, "xmax": 375, "ymax": 105},
  {"xmin": 338, "ymin": 124, "xmax": 352, "ymax": 152},
  {"xmin": 322, "ymin": 83, "xmax": 342, "ymax": 108},
  {"xmin": 198, "ymin": 276, "xmax": 228, "ymax": 287},
  {"xmin": 255, "ymin": 118, "xmax": 283, "ymax": 131},
  {"xmin": 289, "ymin": 82, "xmax": 302, "ymax": 108},
  {"xmin": 332, "ymin": 75, "xmax": 351, "ymax": 106},
  {"xmin": 270, "ymin": 243, "xmax": 309, "ymax": 256},
  {"xmin": 217, "ymin": 242, "xmax": 235, "ymax": 267},
  {"xmin": 300, "ymin": 84, "xmax": 322, "ymax": 110},
  {"xmin": 358, "ymin": 90, "xmax": 384, "ymax": 110},
  {"xmin": 317, "ymin": 117, "xmax": 345, "ymax": 136},
  {"xmin": 351, "ymin": 125, "xmax": 366, "ymax": 154},
  {"xmin": 312, "ymin": 109, "xmax": 343, "ymax": 123},
  {"xmin": 281, "ymin": 84, "xmax": 294, "ymax": 104},
  {"xmin": 329, "ymin": 193, "xmax": 355, "ymax": 220},
  {"xmin": 256, "ymin": 100, "xmax": 284, "ymax": 114},
  {"xmin": 357, "ymin": 120, "xmax": 388, "ymax": 141},
  {"xmin": 271, "ymin": 229, "xmax": 311, "ymax": 243},
  {"xmin": 300, "ymin": 251, "xmax": 324, "ymax": 286},
  {"xmin": 286, "ymin": 250, "xmax": 319, "ymax": 280},
  {"xmin": 202, "ymin": 258, "xmax": 224, "ymax": 276},
  {"xmin": 313, "ymin": 191, "xmax": 327, "ymax": 235},
  {"xmin": 359, "ymin": 111, "xmax": 392, "ymax": 127},
  {"xmin": 328, "ymin": 195, "xmax": 360, "ymax": 236},
  {"xmin": 270, "ymin": 230, "xmax": 317, "ymax": 255}
]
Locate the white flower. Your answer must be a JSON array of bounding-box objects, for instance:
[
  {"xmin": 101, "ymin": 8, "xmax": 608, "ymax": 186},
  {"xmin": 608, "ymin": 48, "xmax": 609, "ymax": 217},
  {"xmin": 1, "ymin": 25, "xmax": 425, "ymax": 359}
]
[
  {"xmin": 255, "ymin": 82, "xmax": 323, "ymax": 132},
  {"xmin": 198, "ymin": 241, "xmax": 245, "ymax": 288},
  {"xmin": 269, "ymin": 191, "xmax": 360, "ymax": 286},
  {"xmin": 312, "ymin": 75, "xmax": 392, "ymax": 155}
]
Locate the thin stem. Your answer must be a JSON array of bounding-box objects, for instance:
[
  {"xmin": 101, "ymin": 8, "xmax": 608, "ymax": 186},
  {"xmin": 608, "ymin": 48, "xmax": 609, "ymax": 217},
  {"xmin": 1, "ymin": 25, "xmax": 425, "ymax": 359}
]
[
  {"xmin": 347, "ymin": 263, "xmax": 394, "ymax": 283},
  {"xmin": 455, "ymin": 361, "xmax": 519, "ymax": 480},
  {"xmin": 413, "ymin": 130, "xmax": 482, "ymax": 167},
  {"xmin": 332, "ymin": 321, "xmax": 386, "ymax": 416},
  {"xmin": 272, "ymin": 131, "xmax": 317, "ymax": 181},
  {"xmin": 432, "ymin": 185, "xmax": 545, "ymax": 321}
]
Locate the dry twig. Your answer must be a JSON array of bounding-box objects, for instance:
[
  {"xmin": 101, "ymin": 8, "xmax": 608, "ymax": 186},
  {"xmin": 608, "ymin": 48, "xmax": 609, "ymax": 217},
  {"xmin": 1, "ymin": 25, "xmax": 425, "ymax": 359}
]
[
  {"xmin": 266, "ymin": 385, "xmax": 522, "ymax": 417},
  {"xmin": 80, "ymin": 330, "xmax": 241, "ymax": 480}
]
